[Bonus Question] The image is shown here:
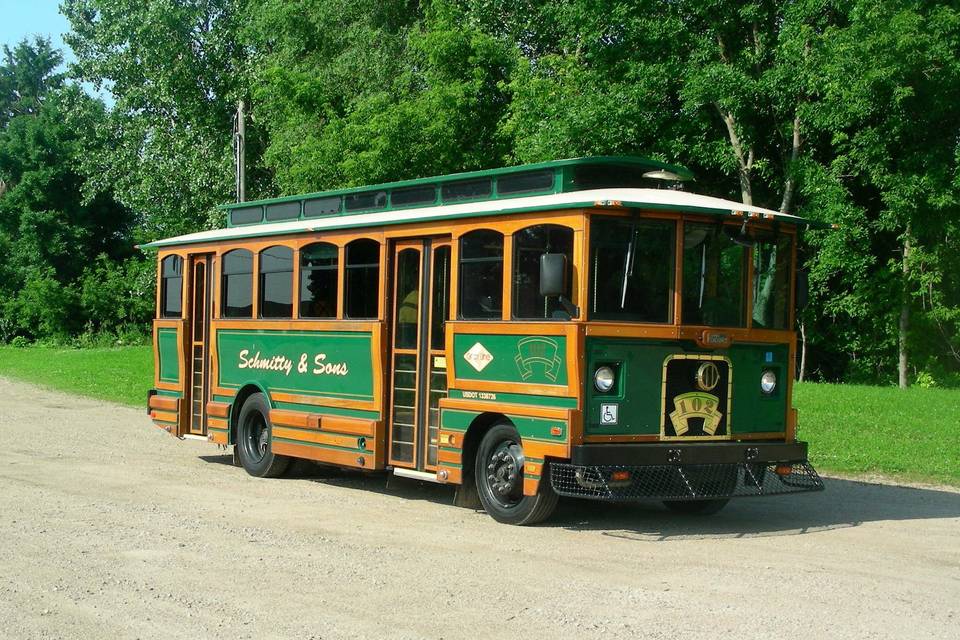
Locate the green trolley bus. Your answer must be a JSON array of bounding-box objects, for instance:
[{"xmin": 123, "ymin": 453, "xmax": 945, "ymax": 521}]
[{"xmin": 145, "ymin": 156, "xmax": 824, "ymax": 525}]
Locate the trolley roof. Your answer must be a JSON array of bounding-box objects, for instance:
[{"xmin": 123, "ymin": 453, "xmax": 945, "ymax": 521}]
[{"xmin": 142, "ymin": 157, "xmax": 829, "ymax": 249}]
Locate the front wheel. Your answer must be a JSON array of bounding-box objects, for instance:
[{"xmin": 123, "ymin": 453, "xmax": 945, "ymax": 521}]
[
  {"xmin": 236, "ymin": 392, "xmax": 290, "ymax": 478},
  {"xmin": 475, "ymin": 423, "xmax": 558, "ymax": 525}
]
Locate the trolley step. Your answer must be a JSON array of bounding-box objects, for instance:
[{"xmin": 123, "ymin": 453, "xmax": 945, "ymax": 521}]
[{"xmin": 392, "ymin": 468, "xmax": 441, "ymax": 483}]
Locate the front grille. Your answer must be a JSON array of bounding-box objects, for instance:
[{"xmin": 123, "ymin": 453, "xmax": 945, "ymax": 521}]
[
  {"xmin": 550, "ymin": 461, "xmax": 823, "ymax": 501},
  {"xmin": 662, "ymin": 356, "xmax": 731, "ymax": 438}
]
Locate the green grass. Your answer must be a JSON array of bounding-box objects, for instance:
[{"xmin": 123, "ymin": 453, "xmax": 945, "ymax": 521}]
[
  {"xmin": 795, "ymin": 382, "xmax": 960, "ymax": 486},
  {"xmin": 0, "ymin": 346, "xmax": 956, "ymax": 486},
  {"xmin": 0, "ymin": 345, "xmax": 152, "ymax": 407}
]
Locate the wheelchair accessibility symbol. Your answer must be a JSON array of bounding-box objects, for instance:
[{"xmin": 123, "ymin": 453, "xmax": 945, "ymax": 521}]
[{"xmin": 600, "ymin": 403, "xmax": 618, "ymax": 425}]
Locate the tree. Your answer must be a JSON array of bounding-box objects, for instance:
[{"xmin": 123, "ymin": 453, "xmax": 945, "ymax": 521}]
[
  {"xmin": 0, "ymin": 37, "xmax": 64, "ymax": 125},
  {"xmin": 0, "ymin": 38, "xmax": 136, "ymax": 340},
  {"xmin": 245, "ymin": 0, "xmax": 513, "ymax": 194},
  {"xmin": 63, "ymin": 0, "xmax": 253, "ymax": 241}
]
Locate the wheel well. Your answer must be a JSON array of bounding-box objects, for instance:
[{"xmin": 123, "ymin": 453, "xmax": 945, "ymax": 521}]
[
  {"xmin": 461, "ymin": 412, "xmax": 513, "ymax": 482},
  {"xmin": 229, "ymin": 384, "xmax": 265, "ymax": 444}
]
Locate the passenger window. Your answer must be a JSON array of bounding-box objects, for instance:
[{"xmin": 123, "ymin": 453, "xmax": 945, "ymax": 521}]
[
  {"xmin": 259, "ymin": 246, "xmax": 293, "ymax": 318},
  {"xmin": 512, "ymin": 224, "xmax": 573, "ymax": 319},
  {"xmin": 221, "ymin": 249, "xmax": 253, "ymax": 318},
  {"xmin": 345, "ymin": 239, "xmax": 380, "ymax": 318},
  {"xmin": 458, "ymin": 230, "xmax": 503, "ymax": 319},
  {"xmin": 300, "ymin": 243, "xmax": 338, "ymax": 318},
  {"xmin": 160, "ymin": 255, "xmax": 183, "ymax": 318}
]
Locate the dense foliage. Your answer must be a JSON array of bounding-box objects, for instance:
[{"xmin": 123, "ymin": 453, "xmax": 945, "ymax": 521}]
[{"xmin": 0, "ymin": 0, "xmax": 957, "ymax": 386}]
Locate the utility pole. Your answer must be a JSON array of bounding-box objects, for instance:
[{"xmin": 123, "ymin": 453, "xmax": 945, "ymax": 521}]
[{"xmin": 234, "ymin": 99, "xmax": 246, "ymax": 202}]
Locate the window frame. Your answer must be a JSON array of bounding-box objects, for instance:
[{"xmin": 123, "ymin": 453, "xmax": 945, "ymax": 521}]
[
  {"xmin": 510, "ymin": 223, "xmax": 575, "ymax": 321},
  {"xmin": 586, "ymin": 215, "xmax": 677, "ymax": 324},
  {"xmin": 344, "ymin": 238, "xmax": 381, "ymax": 319},
  {"xmin": 298, "ymin": 241, "xmax": 340, "ymax": 319},
  {"xmin": 258, "ymin": 245, "xmax": 294, "ymax": 319},
  {"xmin": 159, "ymin": 254, "xmax": 184, "ymax": 319},
  {"xmin": 457, "ymin": 228, "xmax": 505, "ymax": 321},
  {"xmin": 680, "ymin": 221, "xmax": 750, "ymax": 329},
  {"xmin": 220, "ymin": 248, "xmax": 255, "ymax": 319}
]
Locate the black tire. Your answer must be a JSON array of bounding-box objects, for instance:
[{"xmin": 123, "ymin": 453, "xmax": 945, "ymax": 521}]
[
  {"xmin": 662, "ymin": 498, "xmax": 730, "ymax": 515},
  {"xmin": 236, "ymin": 392, "xmax": 290, "ymax": 478},
  {"xmin": 474, "ymin": 423, "xmax": 558, "ymax": 525}
]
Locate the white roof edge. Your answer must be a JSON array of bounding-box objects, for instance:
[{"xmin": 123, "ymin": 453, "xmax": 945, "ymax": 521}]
[{"xmin": 143, "ymin": 188, "xmax": 803, "ymax": 248}]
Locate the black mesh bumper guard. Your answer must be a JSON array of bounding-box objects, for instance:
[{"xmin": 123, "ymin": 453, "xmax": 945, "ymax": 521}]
[{"xmin": 550, "ymin": 461, "xmax": 824, "ymax": 501}]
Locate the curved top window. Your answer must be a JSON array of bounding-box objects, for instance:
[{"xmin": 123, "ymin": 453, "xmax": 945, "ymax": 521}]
[
  {"xmin": 160, "ymin": 255, "xmax": 183, "ymax": 318},
  {"xmin": 300, "ymin": 242, "xmax": 338, "ymax": 318},
  {"xmin": 589, "ymin": 216, "xmax": 675, "ymax": 323},
  {"xmin": 458, "ymin": 229, "xmax": 503, "ymax": 320},
  {"xmin": 513, "ymin": 224, "xmax": 574, "ymax": 320},
  {"xmin": 259, "ymin": 246, "xmax": 293, "ymax": 318},
  {"xmin": 221, "ymin": 249, "xmax": 253, "ymax": 318},
  {"xmin": 345, "ymin": 239, "xmax": 380, "ymax": 318}
]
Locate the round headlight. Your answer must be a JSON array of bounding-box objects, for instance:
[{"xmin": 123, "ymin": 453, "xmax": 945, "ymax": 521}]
[
  {"xmin": 760, "ymin": 370, "xmax": 777, "ymax": 394},
  {"xmin": 594, "ymin": 366, "xmax": 616, "ymax": 392}
]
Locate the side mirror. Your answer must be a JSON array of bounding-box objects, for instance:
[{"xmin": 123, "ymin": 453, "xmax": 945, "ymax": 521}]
[
  {"xmin": 539, "ymin": 253, "xmax": 567, "ymax": 297},
  {"xmin": 796, "ymin": 270, "xmax": 809, "ymax": 311}
]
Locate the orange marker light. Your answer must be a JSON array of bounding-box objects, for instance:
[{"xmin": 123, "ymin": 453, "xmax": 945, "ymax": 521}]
[
  {"xmin": 775, "ymin": 464, "xmax": 793, "ymax": 477},
  {"xmin": 611, "ymin": 470, "xmax": 631, "ymax": 482},
  {"xmin": 550, "ymin": 426, "xmax": 562, "ymax": 436}
]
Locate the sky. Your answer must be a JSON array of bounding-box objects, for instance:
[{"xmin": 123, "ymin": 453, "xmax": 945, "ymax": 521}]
[
  {"xmin": 0, "ymin": 1, "xmax": 114, "ymax": 103},
  {"xmin": 0, "ymin": 1, "xmax": 74, "ymax": 61}
]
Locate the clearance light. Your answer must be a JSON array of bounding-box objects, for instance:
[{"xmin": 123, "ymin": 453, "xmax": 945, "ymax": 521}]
[
  {"xmin": 775, "ymin": 464, "xmax": 793, "ymax": 477},
  {"xmin": 594, "ymin": 366, "xmax": 616, "ymax": 392},
  {"xmin": 761, "ymin": 369, "xmax": 777, "ymax": 394},
  {"xmin": 611, "ymin": 470, "xmax": 632, "ymax": 482}
]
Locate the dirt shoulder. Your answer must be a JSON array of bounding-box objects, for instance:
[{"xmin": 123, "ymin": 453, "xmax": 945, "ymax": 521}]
[{"xmin": 1, "ymin": 376, "xmax": 958, "ymax": 639}]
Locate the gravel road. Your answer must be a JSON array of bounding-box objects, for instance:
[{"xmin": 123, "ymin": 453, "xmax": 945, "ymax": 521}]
[{"xmin": 1, "ymin": 376, "xmax": 958, "ymax": 639}]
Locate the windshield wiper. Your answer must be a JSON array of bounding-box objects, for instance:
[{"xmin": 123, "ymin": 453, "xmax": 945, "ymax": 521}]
[{"xmin": 620, "ymin": 223, "xmax": 639, "ymax": 309}]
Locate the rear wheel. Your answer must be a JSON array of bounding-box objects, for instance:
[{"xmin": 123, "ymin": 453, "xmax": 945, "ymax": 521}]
[
  {"xmin": 236, "ymin": 392, "xmax": 290, "ymax": 478},
  {"xmin": 475, "ymin": 423, "xmax": 558, "ymax": 525}
]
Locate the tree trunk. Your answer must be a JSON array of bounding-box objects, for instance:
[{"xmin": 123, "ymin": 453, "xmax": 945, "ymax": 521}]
[
  {"xmin": 799, "ymin": 320, "xmax": 807, "ymax": 382},
  {"xmin": 715, "ymin": 104, "xmax": 754, "ymax": 206},
  {"xmin": 898, "ymin": 230, "xmax": 912, "ymax": 389}
]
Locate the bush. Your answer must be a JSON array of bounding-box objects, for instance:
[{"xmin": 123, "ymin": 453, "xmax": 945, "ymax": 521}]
[{"xmin": 79, "ymin": 255, "xmax": 155, "ymax": 335}]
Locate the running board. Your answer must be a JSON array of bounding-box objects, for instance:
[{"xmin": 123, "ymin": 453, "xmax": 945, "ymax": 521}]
[
  {"xmin": 392, "ymin": 468, "xmax": 441, "ymax": 483},
  {"xmin": 181, "ymin": 434, "xmax": 209, "ymax": 441}
]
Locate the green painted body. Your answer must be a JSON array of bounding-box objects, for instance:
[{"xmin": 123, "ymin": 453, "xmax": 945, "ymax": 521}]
[
  {"xmin": 453, "ymin": 333, "xmax": 568, "ymax": 387},
  {"xmin": 446, "ymin": 388, "xmax": 578, "ymax": 408},
  {"xmin": 585, "ymin": 337, "xmax": 788, "ymax": 436},
  {"xmin": 216, "ymin": 328, "xmax": 376, "ymax": 405},
  {"xmin": 440, "ymin": 407, "xmax": 564, "ymax": 480},
  {"xmin": 157, "ymin": 328, "xmax": 180, "ymax": 383}
]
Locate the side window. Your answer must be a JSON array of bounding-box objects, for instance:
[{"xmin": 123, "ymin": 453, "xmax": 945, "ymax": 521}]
[
  {"xmin": 259, "ymin": 245, "xmax": 293, "ymax": 318},
  {"xmin": 512, "ymin": 224, "xmax": 574, "ymax": 319},
  {"xmin": 345, "ymin": 239, "xmax": 380, "ymax": 318},
  {"xmin": 300, "ymin": 242, "xmax": 338, "ymax": 318},
  {"xmin": 221, "ymin": 249, "xmax": 253, "ymax": 318},
  {"xmin": 458, "ymin": 230, "xmax": 503, "ymax": 319},
  {"xmin": 160, "ymin": 255, "xmax": 183, "ymax": 318},
  {"xmin": 430, "ymin": 245, "xmax": 451, "ymax": 350}
]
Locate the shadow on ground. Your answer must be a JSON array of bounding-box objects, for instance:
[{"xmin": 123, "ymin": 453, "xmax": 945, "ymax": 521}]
[{"xmin": 199, "ymin": 454, "xmax": 960, "ymax": 539}]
